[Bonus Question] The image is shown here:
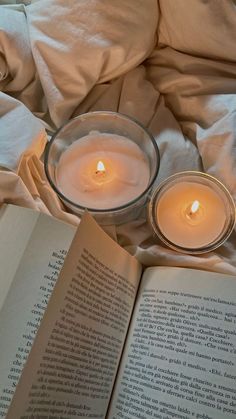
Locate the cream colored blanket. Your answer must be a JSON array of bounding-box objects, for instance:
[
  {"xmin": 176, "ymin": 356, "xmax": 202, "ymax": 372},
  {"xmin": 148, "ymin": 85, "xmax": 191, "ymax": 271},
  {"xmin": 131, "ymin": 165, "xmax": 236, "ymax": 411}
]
[{"xmin": 1, "ymin": 0, "xmax": 236, "ymax": 274}]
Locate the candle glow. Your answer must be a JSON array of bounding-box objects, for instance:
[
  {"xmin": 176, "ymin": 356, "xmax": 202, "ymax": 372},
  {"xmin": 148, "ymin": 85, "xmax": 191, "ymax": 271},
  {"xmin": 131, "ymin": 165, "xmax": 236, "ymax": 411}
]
[
  {"xmin": 185, "ymin": 199, "xmax": 203, "ymax": 225},
  {"xmin": 56, "ymin": 133, "xmax": 150, "ymax": 209},
  {"xmin": 95, "ymin": 160, "xmax": 107, "ymax": 184},
  {"xmin": 190, "ymin": 200, "xmax": 200, "ymax": 215},
  {"xmin": 156, "ymin": 181, "xmax": 227, "ymax": 249},
  {"xmin": 96, "ymin": 160, "xmax": 106, "ymax": 174},
  {"xmin": 45, "ymin": 111, "xmax": 160, "ymax": 224},
  {"xmin": 148, "ymin": 172, "xmax": 235, "ymax": 253}
]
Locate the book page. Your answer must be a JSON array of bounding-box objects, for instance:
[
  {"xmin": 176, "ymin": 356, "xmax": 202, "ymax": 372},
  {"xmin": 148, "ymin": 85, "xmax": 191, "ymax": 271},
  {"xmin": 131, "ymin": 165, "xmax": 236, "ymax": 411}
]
[
  {"xmin": 7, "ymin": 212, "xmax": 142, "ymax": 419},
  {"xmin": 108, "ymin": 267, "xmax": 236, "ymax": 419},
  {"xmin": 0, "ymin": 205, "xmax": 76, "ymax": 418},
  {"xmin": 0, "ymin": 204, "xmax": 40, "ymax": 311}
]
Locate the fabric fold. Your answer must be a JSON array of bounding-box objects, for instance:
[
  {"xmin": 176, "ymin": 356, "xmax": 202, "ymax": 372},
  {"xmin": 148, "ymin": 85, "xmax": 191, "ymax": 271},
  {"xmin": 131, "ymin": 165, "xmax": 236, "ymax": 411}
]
[{"xmin": 0, "ymin": 0, "xmax": 236, "ymax": 274}]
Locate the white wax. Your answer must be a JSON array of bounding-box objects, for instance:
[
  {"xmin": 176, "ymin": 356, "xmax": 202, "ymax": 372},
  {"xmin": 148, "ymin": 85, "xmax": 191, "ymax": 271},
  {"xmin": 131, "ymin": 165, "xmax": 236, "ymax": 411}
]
[
  {"xmin": 56, "ymin": 132, "xmax": 150, "ymax": 210},
  {"xmin": 156, "ymin": 182, "xmax": 227, "ymax": 248}
]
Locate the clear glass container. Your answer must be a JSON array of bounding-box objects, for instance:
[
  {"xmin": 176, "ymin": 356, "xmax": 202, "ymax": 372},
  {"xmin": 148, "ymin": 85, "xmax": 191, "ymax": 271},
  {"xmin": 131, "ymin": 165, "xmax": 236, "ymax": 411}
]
[
  {"xmin": 148, "ymin": 171, "xmax": 235, "ymax": 254},
  {"xmin": 44, "ymin": 111, "xmax": 160, "ymax": 225}
]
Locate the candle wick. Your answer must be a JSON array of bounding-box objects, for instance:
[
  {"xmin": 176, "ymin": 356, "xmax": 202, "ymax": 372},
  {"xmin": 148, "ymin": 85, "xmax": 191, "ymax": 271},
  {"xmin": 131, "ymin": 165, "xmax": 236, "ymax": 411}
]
[
  {"xmin": 188, "ymin": 209, "xmax": 197, "ymax": 219},
  {"xmin": 188, "ymin": 200, "xmax": 200, "ymax": 217}
]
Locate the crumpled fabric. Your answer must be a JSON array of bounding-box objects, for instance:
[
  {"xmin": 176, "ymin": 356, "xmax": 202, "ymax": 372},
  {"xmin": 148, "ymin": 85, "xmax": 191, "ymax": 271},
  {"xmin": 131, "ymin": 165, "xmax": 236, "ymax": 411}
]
[{"xmin": 0, "ymin": 0, "xmax": 236, "ymax": 275}]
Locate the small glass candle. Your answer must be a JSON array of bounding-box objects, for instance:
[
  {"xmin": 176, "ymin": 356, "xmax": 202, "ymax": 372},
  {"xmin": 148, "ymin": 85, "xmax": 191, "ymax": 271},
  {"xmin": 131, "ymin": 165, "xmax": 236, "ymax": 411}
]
[
  {"xmin": 148, "ymin": 171, "xmax": 235, "ymax": 254},
  {"xmin": 44, "ymin": 111, "xmax": 160, "ymax": 225}
]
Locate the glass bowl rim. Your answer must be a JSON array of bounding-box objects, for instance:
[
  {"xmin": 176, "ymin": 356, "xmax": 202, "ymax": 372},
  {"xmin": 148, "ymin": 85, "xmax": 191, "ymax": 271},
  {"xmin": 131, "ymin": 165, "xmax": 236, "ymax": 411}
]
[
  {"xmin": 148, "ymin": 170, "xmax": 236, "ymax": 254},
  {"xmin": 44, "ymin": 111, "xmax": 160, "ymax": 214}
]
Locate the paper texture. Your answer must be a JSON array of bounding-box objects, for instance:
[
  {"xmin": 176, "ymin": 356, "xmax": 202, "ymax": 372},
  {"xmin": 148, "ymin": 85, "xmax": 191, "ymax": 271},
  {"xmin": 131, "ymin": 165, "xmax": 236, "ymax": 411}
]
[
  {"xmin": 0, "ymin": 205, "xmax": 76, "ymax": 417},
  {"xmin": 108, "ymin": 267, "xmax": 236, "ymax": 419},
  {"xmin": 7, "ymin": 212, "xmax": 142, "ymax": 418}
]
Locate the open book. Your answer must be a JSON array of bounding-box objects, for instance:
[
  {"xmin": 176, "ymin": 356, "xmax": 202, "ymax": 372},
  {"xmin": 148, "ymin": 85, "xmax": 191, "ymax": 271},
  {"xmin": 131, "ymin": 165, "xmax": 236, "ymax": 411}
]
[{"xmin": 0, "ymin": 205, "xmax": 236, "ymax": 419}]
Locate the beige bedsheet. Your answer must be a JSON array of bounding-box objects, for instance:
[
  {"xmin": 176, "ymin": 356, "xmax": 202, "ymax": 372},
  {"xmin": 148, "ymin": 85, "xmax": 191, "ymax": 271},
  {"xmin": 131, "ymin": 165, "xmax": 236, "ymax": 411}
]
[{"xmin": 0, "ymin": 0, "xmax": 236, "ymax": 274}]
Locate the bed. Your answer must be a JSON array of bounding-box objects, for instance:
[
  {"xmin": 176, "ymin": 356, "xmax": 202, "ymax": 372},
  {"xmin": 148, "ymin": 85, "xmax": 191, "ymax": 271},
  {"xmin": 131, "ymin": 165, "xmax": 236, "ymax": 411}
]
[{"xmin": 0, "ymin": 0, "xmax": 236, "ymax": 274}]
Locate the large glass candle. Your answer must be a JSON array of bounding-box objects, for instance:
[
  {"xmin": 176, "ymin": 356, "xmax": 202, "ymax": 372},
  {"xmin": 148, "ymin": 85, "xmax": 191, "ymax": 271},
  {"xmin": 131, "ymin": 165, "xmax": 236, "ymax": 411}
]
[
  {"xmin": 148, "ymin": 172, "xmax": 235, "ymax": 254},
  {"xmin": 45, "ymin": 111, "xmax": 160, "ymax": 225}
]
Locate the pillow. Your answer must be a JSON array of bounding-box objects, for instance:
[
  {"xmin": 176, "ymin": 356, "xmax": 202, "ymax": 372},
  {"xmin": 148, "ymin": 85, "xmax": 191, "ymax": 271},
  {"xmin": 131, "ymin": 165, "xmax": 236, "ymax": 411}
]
[
  {"xmin": 158, "ymin": 0, "xmax": 236, "ymax": 62},
  {"xmin": 26, "ymin": 0, "xmax": 158, "ymax": 127}
]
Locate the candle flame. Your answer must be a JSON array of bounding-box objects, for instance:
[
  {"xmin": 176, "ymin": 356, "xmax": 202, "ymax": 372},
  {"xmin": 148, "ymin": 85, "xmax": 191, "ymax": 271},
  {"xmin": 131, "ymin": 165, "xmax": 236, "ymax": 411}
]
[
  {"xmin": 190, "ymin": 200, "xmax": 200, "ymax": 214},
  {"xmin": 96, "ymin": 160, "xmax": 106, "ymax": 173}
]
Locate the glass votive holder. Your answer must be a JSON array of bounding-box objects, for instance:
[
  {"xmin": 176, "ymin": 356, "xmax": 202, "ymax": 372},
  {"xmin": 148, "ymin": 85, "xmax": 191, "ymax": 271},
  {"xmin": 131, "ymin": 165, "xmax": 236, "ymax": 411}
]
[
  {"xmin": 148, "ymin": 171, "xmax": 235, "ymax": 254},
  {"xmin": 44, "ymin": 111, "xmax": 160, "ymax": 225}
]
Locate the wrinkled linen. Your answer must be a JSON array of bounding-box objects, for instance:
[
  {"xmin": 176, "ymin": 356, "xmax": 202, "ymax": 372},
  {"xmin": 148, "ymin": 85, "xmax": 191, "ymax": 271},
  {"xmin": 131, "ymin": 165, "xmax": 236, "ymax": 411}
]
[{"xmin": 0, "ymin": 0, "xmax": 236, "ymax": 274}]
